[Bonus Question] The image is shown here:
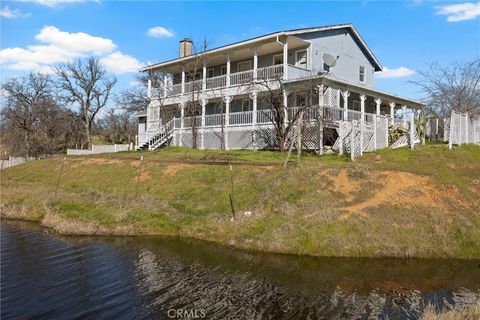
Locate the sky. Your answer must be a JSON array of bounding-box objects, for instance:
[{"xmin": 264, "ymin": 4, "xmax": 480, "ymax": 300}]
[{"xmin": 1, "ymin": 0, "xmax": 479, "ymax": 102}]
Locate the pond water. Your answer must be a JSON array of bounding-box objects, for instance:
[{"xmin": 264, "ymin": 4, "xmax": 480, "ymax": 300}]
[{"xmin": 1, "ymin": 220, "xmax": 479, "ymax": 319}]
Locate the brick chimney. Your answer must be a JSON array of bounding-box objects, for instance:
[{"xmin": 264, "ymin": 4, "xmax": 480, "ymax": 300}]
[{"xmin": 179, "ymin": 38, "xmax": 193, "ymax": 58}]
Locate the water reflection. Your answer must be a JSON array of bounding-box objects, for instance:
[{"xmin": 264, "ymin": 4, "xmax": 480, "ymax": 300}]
[{"xmin": 1, "ymin": 220, "xmax": 479, "ymax": 319}]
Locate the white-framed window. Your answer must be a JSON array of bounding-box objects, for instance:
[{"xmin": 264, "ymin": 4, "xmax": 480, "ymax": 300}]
[
  {"xmin": 237, "ymin": 60, "xmax": 252, "ymax": 72},
  {"xmin": 295, "ymin": 94, "xmax": 307, "ymax": 107},
  {"xmin": 242, "ymin": 99, "xmax": 251, "ymax": 111},
  {"xmin": 208, "ymin": 67, "xmax": 215, "ymax": 78},
  {"xmin": 295, "ymin": 49, "xmax": 308, "ymax": 69},
  {"xmin": 359, "ymin": 66, "xmax": 366, "ymax": 83},
  {"xmin": 273, "ymin": 54, "xmax": 283, "ymax": 65},
  {"xmin": 220, "ymin": 65, "xmax": 227, "ymax": 75},
  {"xmin": 353, "ymin": 100, "xmax": 361, "ymax": 111}
]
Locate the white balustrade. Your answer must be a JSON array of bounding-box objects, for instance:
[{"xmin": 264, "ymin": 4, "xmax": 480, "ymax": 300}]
[
  {"xmin": 229, "ymin": 111, "xmax": 253, "ymax": 126},
  {"xmin": 206, "ymin": 75, "xmax": 227, "ymax": 90},
  {"xmin": 230, "ymin": 69, "xmax": 254, "ymax": 86}
]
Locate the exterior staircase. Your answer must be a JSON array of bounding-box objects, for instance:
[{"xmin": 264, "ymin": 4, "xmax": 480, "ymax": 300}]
[{"xmin": 138, "ymin": 119, "xmax": 175, "ymax": 150}]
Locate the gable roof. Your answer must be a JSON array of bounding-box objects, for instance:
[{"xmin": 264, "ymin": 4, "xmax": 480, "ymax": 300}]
[{"xmin": 141, "ymin": 23, "xmax": 383, "ymax": 72}]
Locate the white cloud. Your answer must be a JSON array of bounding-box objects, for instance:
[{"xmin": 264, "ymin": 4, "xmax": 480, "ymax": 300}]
[
  {"xmin": 100, "ymin": 52, "xmax": 142, "ymax": 74},
  {"xmin": 17, "ymin": 0, "xmax": 93, "ymax": 7},
  {"xmin": 435, "ymin": 2, "xmax": 480, "ymax": 22},
  {"xmin": 0, "ymin": 25, "xmax": 141, "ymax": 74},
  {"xmin": 147, "ymin": 26, "xmax": 175, "ymax": 38},
  {"xmin": 0, "ymin": 6, "xmax": 30, "ymax": 18},
  {"xmin": 377, "ymin": 66, "xmax": 416, "ymax": 78}
]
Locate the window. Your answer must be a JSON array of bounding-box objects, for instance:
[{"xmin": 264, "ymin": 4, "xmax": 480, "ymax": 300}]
[
  {"xmin": 220, "ymin": 65, "xmax": 227, "ymax": 75},
  {"xmin": 273, "ymin": 54, "xmax": 283, "ymax": 65},
  {"xmin": 237, "ymin": 60, "xmax": 252, "ymax": 72},
  {"xmin": 353, "ymin": 101, "xmax": 361, "ymax": 111},
  {"xmin": 208, "ymin": 67, "xmax": 215, "ymax": 78},
  {"xmin": 242, "ymin": 99, "xmax": 251, "ymax": 112},
  {"xmin": 295, "ymin": 94, "xmax": 307, "ymax": 107},
  {"xmin": 295, "ymin": 50, "xmax": 308, "ymax": 69},
  {"xmin": 359, "ymin": 66, "xmax": 366, "ymax": 82}
]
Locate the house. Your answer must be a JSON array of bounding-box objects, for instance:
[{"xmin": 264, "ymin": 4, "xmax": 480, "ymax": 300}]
[{"xmin": 136, "ymin": 23, "xmax": 424, "ymax": 153}]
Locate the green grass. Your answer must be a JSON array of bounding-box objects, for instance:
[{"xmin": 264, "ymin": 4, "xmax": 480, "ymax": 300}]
[{"xmin": 1, "ymin": 143, "xmax": 479, "ymax": 258}]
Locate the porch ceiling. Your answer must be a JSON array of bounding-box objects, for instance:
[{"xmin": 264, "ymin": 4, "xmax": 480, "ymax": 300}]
[{"xmin": 148, "ymin": 35, "xmax": 309, "ymax": 74}]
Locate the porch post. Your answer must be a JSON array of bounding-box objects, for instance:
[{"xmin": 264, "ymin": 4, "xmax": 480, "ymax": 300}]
[
  {"xmin": 336, "ymin": 89, "xmax": 341, "ymax": 108},
  {"xmin": 201, "ymin": 98, "xmax": 208, "ymax": 149},
  {"xmin": 226, "ymin": 56, "xmax": 231, "ymax": 87},
  {"xmin": 359, "ymin": 94, "xmax": 366, "ymax": 155},
  {"xmin": 223, "ymin": 96, "xmax": 232, "ymax": 150},
  {"xmin": 283, "ymin": 36, "xmax": 288, "ymax": 80},
  {"xmin": 375, "ymin": 98, "xmax": 382, "ymax": 116},
  {"xmin": 389, "ymin": 102, "xmax": 395, "ymax": 126},
  {"xmin": 341, "ymin": 90, "xmax": 350, "ymax": 121},
  {"xmin": 181, "ymin": 67, "xmax": 185, "ymax": 94},
  {"xmin": 163, "ymin": 71, "xmax": 168, "ymax": 98},
  {"xmin": 410, "ymin": 113, "xmax": 415, "ymax": 149},
  {"xmin": 402, "ymin": 105, "xmax": 408, "ymax": 128},
  {"xmin": 318, "ymin": 84, "xmax": 325, "ymax": 155},
  {"xmin": 179, "ymin": 102, "xmax": 186, "ymax": 147},
  {"xmin": 250, "ymin": 91, "xmax": 257, "ymax": 150},
  {"xmin": 202, "ymin": 62, "xmax": 207, "ymax": 91},
  {"xmin": 147, "ymin": 79, "xmax": 152, "ymax": 98},
  {"xmin": 283, "ymin": 90, "xmax": 288, "ymax": 127},
  {"xmin": 253, "ymin": 47, "xmax": 258, "ymax": 80}
]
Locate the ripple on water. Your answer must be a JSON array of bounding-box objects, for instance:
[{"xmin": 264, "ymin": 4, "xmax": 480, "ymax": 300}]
[{"xmin": 1, "ymin": 220, "xmax": 479, "ymax": 320}]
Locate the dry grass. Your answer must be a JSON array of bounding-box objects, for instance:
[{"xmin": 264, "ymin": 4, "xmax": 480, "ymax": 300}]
[{"xmin": 421, "ymin": 302, "xmax": 480, "ymax": 320}]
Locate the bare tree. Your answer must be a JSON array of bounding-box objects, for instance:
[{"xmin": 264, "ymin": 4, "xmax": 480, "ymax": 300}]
[
  {"xmin": 55, "ymin": 57, "xmax": 117, "ymax": 148},
  {"xmin": 1, "ymin": 73, "xmax": 56, "ymax": 157},
  {"xmin": 410, "ymin": 59, "xmax": 480, "ymax": 117}
]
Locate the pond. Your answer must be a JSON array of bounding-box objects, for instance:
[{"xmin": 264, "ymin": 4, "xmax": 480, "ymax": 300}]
[{"xmin": 1, "ymin": 220, "xmax": 479, "ymax": 319}]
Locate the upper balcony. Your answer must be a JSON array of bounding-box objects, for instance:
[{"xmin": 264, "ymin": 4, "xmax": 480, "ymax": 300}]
[{"xmin": 144, "ymin": 34, "xmax": 314, "ymax": 102}]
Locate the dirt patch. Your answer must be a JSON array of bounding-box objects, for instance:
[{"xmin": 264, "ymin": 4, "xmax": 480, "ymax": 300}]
[
  {"xmin": 131, "ymin": 171, "xmax": 151, "ymax": 183},
  {"xmin": 448, "ymin": 163, "xmax": 457, "ymax": 170},
  {"xmin": 162, "ymin": 164, "xmax": 193, "ymax": 178},
  {"xmin": 321, "ymin": 169, "xmax": 463, "ymax": 220},
  {"xmin": 82, "ymin": 158, "xmax": 123, "ymax": 165},
  {"xmin": 319, "ymin": 169, "xmax": 362, "ymax": 202}
]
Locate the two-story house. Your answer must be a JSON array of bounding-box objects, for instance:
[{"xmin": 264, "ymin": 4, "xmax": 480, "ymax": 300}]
[{"xmin": 136, "ymin": 23, "xmax": 424, "ymax": 151}]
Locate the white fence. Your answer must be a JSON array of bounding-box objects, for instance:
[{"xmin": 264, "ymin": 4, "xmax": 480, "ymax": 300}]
[
  {"xmin": 0, "ymin": 156, "xmax": 29, "ymax": 170},
  {"xmin": 67, "ymin": 144, "xmax": 132, "ymax": 156},
  {"xmin": 445, "ymin": 111, "xmax": 480, "ymax": 149}
]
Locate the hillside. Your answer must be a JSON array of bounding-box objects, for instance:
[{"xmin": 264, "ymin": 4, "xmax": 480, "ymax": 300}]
[{"xmin": 1, "ymin": 144, "xmax": 479, "ymax": 258}]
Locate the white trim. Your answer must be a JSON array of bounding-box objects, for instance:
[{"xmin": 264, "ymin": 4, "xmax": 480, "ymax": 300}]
[
  {"xmin": 241, "ymin": 99, "xmax": 251, "ymax": 111},
  {"xmin": 295, "ymin": 49, "xmax": 308, "ymax": 69},
  {"xmin": 237, "ymin": 60, "xmax": 252, "ymax": 72},
  {"xmin": 220, "ymin": 65, "xmax": 227, "ymax": 75},
  {"xmin": 272, "ymin": 53, "xmax": 283, "ymax": 65}
]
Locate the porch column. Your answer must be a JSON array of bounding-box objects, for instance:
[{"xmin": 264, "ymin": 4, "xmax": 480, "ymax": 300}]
[
  {"xmin": 179, "ymin": 102, "xmax": 186, "ymax": 147},
  {"xmin": 402, "ymin": 105, "xmax": 408, "ymax": 128},
  {"xmin": 336, "ymin": 89, "xmax": 341, "ymax": 108},
  {"xmin": 202, "ymin": 62, "xmax": 207, "ymax": 91},
  {"xmin": 163, "ymin": 71, "xmax": 168, "ymax": 98},
  {"xmin": 250, "ymin": 92, "xmax": 258, "ymax": 150},
  {"xmin": 226, "ymin": 56, "xmax": 231, "ymax": 87},
  {"xmin": 223, "ymin": 96, "xmax": 232, "ymax": 150},
  {"xmin": 283, "ymin": 36, "xmax": 288, "ymax": 80},
  {"xmin": 359, "ymin": 94, "xmax": 366, "ymax": 155},
  {"xmin": 283, "ymin": 90, "xmax": 288, "ymax": 127},
  {"xmin": 375, "ymin": 98, "xmax": 382, "ymax": 116},
  {"xmin": 318, "ymin": 84, "xmax": 325, "ymax": 155},
  {"xmin": 201, "ymin": 98, "xmax": 208, "ymax": 149},
  {"xmin": 389, "ymin": 102, "xmax": 395, "ymax": 126},
  {"xmin": 341, "ymin": 90, "xmax": 350, "ymax": 121},
  {"xmin": 147, "ymin": 79, "xmax": 152, "ymax": 98},
  {"xmin": 253, "ymin": 47, "xmax": 258, "ymax": 80},
  {"xmin": 181, "ymin": 67, "xmax": 185, "ymax": 94}
]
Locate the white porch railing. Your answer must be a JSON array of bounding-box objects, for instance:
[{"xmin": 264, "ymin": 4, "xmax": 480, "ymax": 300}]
[
  {"xmin": 257, "ymin": 65, "xmax": 283, "ymax": 80},
  {"xmin": 230, "ymin": 69, "xmax": 254, "ymax": 86},
  {"xmin": 206, "ymin": 75, "xmax": 227, "ymax": 90},
  {"xmin": 229, "ymin": 111, "xmax": 253, "ymax": 126},
  {"xmin": 205, "ymin": 114, "xmax": 225, "ymax": 127},
  {"xmin": 184, "ymin": 80, "xmax": 202, "ymax": 93}
]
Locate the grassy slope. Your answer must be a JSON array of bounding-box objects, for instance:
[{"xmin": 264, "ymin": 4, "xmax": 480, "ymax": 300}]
[{"xmin": 1, "ymin": 144, "xmax": 479, "ymax": 258}]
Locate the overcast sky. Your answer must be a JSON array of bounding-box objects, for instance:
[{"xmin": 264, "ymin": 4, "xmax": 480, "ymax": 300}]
[{"xmin": 1, "ymin": 0, "xmax": 479, "ymax": 101}]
